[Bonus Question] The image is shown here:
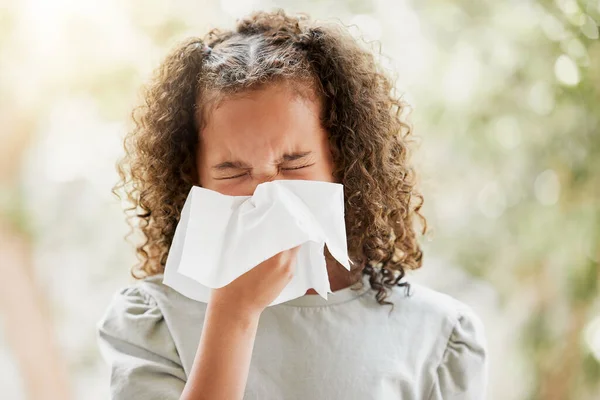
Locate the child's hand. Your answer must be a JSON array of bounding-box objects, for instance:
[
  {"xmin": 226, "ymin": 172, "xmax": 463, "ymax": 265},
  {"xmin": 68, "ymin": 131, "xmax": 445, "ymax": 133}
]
[{"xmin": 208, "ymin": 246, "xmax": 301, "ymax": 317}]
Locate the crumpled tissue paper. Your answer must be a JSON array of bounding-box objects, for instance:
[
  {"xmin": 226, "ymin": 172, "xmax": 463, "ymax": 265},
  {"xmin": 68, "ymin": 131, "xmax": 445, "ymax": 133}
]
[{"xmin": 163, "ymin": 179, "xmax": 351, "ymax": 306}]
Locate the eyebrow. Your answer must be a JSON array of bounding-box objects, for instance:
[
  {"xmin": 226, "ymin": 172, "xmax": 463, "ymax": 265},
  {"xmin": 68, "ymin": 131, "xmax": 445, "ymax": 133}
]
[{"xmin": 211, "ymin": 151, "xmax": 313, "ymax": 170}]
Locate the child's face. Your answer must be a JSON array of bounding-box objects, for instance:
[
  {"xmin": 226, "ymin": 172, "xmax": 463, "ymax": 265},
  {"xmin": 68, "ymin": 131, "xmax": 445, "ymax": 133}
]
[{"xmin": 196, "ymin": 82, "xmax": 336, "ymax": 196}]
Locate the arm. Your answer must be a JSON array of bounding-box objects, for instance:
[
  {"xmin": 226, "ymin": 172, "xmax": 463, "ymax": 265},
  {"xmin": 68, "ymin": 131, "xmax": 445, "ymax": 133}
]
[
  {"xmin": 180, "ymin": 302, "xmax": 260, "ymax": 400},
  {"xmin": 180, "ymin": 246, "xmax": 300, "ymax": 400}
]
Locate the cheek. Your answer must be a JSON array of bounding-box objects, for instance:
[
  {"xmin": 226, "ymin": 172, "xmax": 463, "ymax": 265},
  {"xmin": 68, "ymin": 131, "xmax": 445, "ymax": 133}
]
[
  {"xmin": 204, "ymin": 177, "xmax": 256, "ymax": 196},
  {"xmin": 196, "ymin": 163, "xmax": 214, "ymax": 189}
]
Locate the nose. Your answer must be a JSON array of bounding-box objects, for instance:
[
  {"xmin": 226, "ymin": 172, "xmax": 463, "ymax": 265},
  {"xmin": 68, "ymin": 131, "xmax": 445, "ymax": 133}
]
[{"xmin": 247, "ymin": 167, "xmax": 282, "ymax": 195}]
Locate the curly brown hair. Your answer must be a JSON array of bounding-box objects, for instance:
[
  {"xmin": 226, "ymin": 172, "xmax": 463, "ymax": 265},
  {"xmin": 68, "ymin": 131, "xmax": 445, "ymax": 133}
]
[{"xmin": 113, "ymin": 9, "xmax": 427, "ymax": 306}]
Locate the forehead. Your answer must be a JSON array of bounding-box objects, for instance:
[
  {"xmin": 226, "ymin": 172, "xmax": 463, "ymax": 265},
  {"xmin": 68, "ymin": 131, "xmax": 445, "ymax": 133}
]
[{"xmin": 198, "ymin": 82, "xmax": 324, "ymax": 149}]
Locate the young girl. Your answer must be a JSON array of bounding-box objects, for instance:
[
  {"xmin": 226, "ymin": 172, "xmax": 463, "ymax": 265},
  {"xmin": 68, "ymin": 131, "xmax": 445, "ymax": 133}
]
[{"xmin": 97, "ymin": 9, "xmax": 488, "ymax": 400}]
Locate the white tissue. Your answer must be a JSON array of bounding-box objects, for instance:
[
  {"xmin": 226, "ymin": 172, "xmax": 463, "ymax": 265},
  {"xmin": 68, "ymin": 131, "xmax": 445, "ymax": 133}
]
[{"xmin": 162, "ymin": 179, "xmax": 351, "ymax": 306}]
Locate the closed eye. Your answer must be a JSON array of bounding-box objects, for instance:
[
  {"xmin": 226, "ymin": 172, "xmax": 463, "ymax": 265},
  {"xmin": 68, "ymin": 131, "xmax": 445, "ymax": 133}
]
[
  {"xmin": 281, "ymin": 163, "xmax": 315, "ymax": 171},
  {"xmin": 215, "ymin": 172, "xmax": 249, "ymax": 180},
  {"xmin": 215, "ymin": 163, "xmax": 315, "ymax": 179}
]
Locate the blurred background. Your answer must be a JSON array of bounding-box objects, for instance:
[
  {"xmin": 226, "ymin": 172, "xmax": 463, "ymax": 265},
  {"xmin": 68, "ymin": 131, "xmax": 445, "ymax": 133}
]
[{"xmin": 0, "ymin": 0, "xmax": 598, "ymax": 399}]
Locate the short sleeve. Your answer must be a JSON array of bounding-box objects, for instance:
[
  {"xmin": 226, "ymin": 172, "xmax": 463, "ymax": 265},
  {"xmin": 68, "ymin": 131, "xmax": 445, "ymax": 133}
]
[
  {"xmin": 96, "ymin": 285, "xmax": 187, "ymax": 399},
  {"xmin": 427, "ymin": 303, "xmax": 488, "ymax": 400}
]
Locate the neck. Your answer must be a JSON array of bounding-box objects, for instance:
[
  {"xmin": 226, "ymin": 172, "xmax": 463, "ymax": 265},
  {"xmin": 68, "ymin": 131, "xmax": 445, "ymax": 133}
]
[{"xmin": 303, "ymin": 251, "xmax": 358, "ymax": 295}]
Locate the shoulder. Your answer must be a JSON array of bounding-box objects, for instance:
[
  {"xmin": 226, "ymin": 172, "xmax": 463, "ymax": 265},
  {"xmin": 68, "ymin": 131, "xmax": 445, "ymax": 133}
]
[
  {"xmin": 96, "ymin": 278, "xmax": 159, "ymax": 335},
  {"xmin": 385, "ymin": 281, "xmax": 488, "ymax": 398},
  {"xmin": 384, "ymin": 280, "xmax": 487, "ymax": 367},
  {"xmin": 98, "ymin": 273, "xmax": 199, "ymax": 319},
  {"xmin": 408, "ymin": 281, "xmax": 487, "ymax": 358},
  {"xmin": 96, "ymin": 276, "xmax": 188, "ymax": 398},
  {"xmin": 390, "ymin": 281, "xmax": 486, "ymax": 332},
  {"xmin": 96, "ymin": 276, "xmax": 166, "ymax": 342},
  {"xmin": 98, "ymin": 275, "xmax": 166, "ymax": 318},
  {"xmin": 96, "ymin": 274, "xmax": 201, "ymax": 341}
]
